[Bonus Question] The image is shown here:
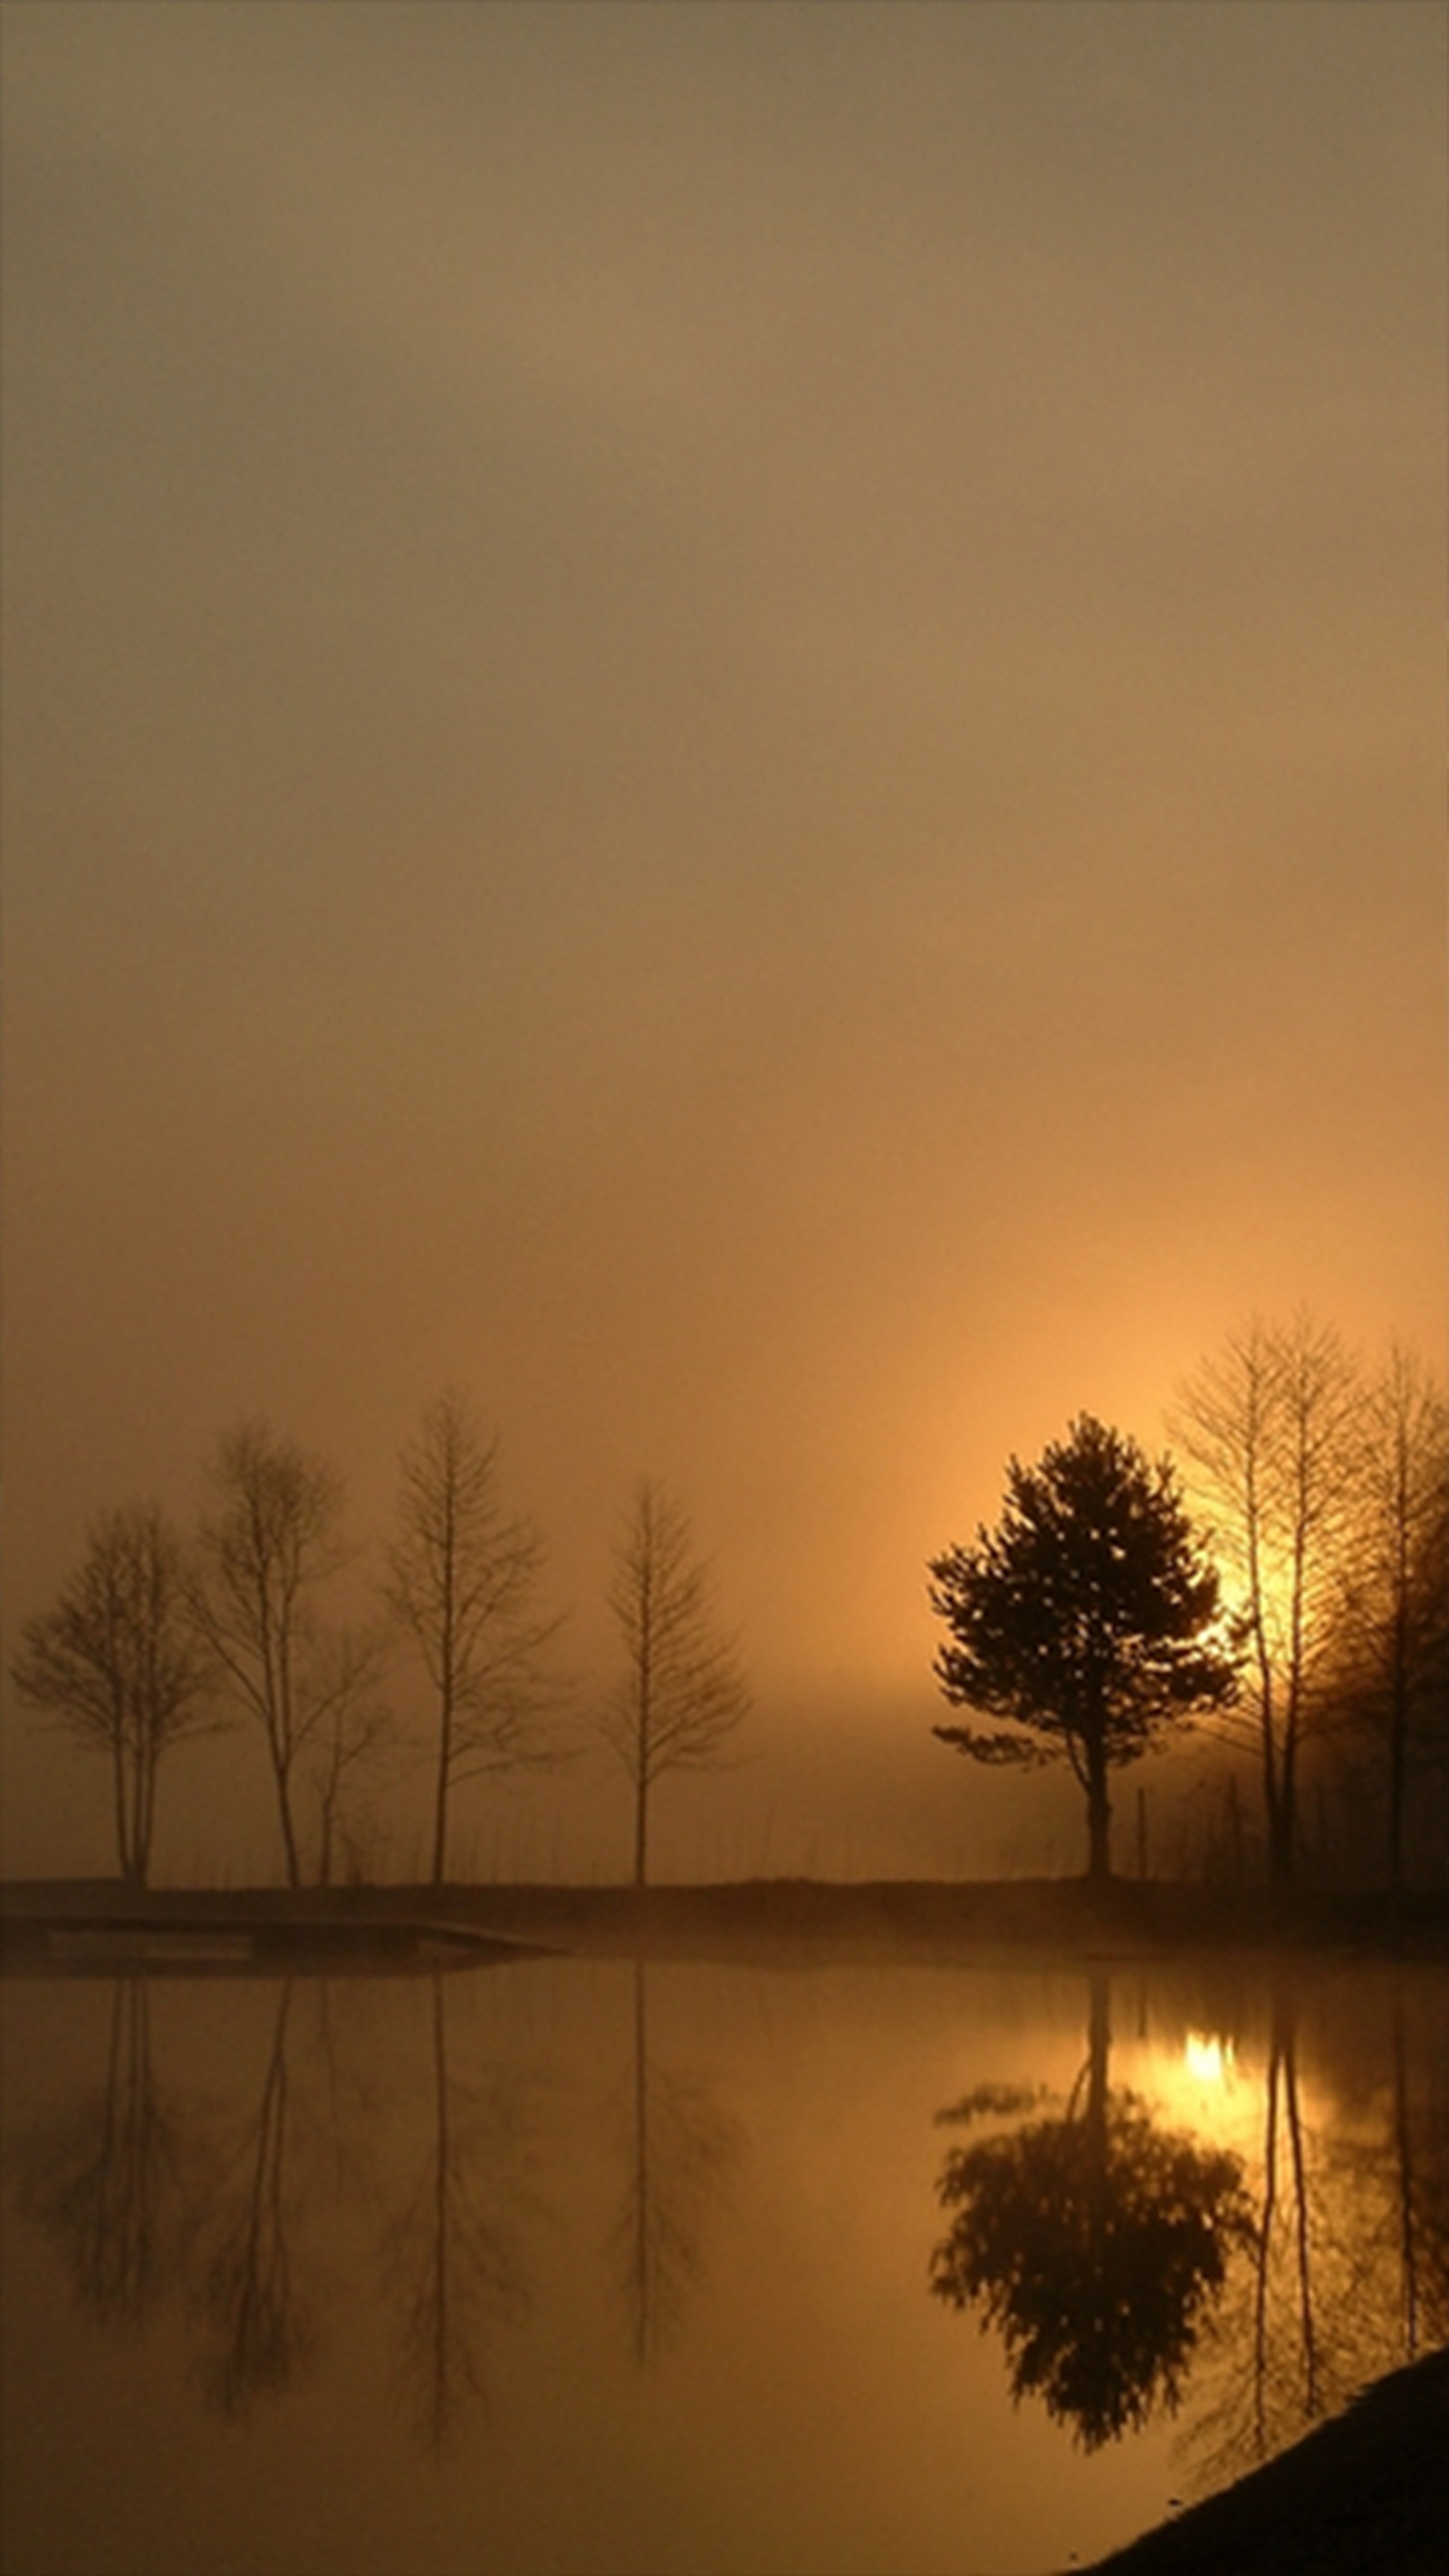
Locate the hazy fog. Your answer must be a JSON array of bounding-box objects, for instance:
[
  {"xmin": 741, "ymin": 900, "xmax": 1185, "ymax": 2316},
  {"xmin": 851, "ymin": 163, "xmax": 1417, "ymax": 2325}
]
[{"xmin": 3, "ymin": 2, "xmax": 1444, "ymax": 1880}]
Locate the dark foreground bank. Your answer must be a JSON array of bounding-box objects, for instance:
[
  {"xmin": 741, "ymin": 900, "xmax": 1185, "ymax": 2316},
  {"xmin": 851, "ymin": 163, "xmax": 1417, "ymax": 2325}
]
[
  {"xmin": 4, "ymin": 1873, "xmax": 1448, "ymax": 1966},
  {"xmin": 1084, "ymin": 2345, "xmax": 1449, "ymax": 2575}
]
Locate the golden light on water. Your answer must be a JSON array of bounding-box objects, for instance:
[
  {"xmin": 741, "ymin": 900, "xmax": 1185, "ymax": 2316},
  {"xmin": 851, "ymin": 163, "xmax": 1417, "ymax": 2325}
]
[{"xmin": 1183, "ymin": 2031, "xmax": 1235, "ymax": 2086}]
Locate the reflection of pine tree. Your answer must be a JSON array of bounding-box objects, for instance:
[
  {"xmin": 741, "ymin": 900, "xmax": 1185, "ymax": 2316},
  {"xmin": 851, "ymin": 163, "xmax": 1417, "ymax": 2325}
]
[
  {"xmin": 10, "ymin": 1978, "xmax": 191, "ymax": 2327},
  {"xmin": 932, "ymin": 1978, "xmax": 1252, "ymax": 2449},
  {"xmin": 612, "ymin": 1964, "xmax": 742, "ymax": 2369},
  {"xmin": 379, "ymin": 1975, "xmax": 533, "ymax": 2452}
]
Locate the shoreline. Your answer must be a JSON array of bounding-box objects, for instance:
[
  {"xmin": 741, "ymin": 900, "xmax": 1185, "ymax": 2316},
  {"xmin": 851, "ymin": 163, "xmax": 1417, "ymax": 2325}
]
[
  {"xmin": 4, "ymin": 1872, "xmax": 1448, "ymax": 1966},
  {"xmin": 1084, "ymin": 2345, "xmax": 1449, "ymax": 2574}
]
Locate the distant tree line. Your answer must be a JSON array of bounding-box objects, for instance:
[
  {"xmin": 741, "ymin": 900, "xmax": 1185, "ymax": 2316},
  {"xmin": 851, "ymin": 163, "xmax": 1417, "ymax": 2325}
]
[
  {"xmin": 11, "ymin": 1391, "xmax": 748, "ymax": 1890},
  {"xmin": 929, "ymin": 1315, "xmax": 1449, "ymax": 1890},
  {"xmin": 13, "ymin": 1312, "xmax": 1447, "ymax": 1895}
]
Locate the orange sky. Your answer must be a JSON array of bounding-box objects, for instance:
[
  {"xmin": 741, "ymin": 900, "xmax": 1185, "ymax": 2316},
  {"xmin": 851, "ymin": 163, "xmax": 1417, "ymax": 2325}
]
[{"xmin": 3, "ymin": 1, "xmax": 1444, "ymax": 1879}]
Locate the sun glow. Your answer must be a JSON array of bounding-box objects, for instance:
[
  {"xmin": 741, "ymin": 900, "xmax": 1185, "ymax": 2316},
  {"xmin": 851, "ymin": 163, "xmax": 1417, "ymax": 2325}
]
[{"xmin": 1183, "ymin": 2031, "xmax": 1235, "ymax": 2085}]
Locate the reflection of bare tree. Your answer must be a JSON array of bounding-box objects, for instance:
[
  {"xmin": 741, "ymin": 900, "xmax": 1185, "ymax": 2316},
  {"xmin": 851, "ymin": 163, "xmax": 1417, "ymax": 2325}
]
[
  {"xmin": 612, "ymin": 1964, "xmax": 742, "ymax": 2369},
  {"xmin": 190, "ymin": 1980, "xmax": 316, "ymax": 2417},
  {"xmin": 1280, "ymin": 1997, "xmax": 1317, "ymax": 2417},
  {"xmin": 1393, "ymin": 2006, "xmax": 1421, "ymax": 2360},
  {"xmin": 1188, "ymin": 1981, "xmax": 1449, "ymax": 2497},
  {"xmin": 379, "ymin": 1975, "xmax": 532, "ymax": 2451},
  {"xmin": 10, "ymin": 1979, "xmax": 190, "ymax": 2326},
  {"xmin": 931, "ymin": 1977, "xmax": 1252, "ymax": 2450},
  {"xmin": 1388, "ymin": 2000, "xmax": 1449, "ymax": 2364}
]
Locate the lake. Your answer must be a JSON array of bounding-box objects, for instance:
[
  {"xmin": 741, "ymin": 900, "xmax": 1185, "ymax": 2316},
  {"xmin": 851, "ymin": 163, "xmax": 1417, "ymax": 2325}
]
[{"xmin": 2, "ymin": 1946, "xmax": 1444, "ymax": 2576}]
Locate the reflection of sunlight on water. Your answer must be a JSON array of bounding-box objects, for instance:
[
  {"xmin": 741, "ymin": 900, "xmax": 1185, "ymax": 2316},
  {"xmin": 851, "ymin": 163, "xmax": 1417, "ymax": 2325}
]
[
  {"xmin": 1184, "ymin": 2031, "xmax": 1234, "ymax": 2086},
  {"xmin": 1129, "ymin": 2026, "xmax": 1261, "ymax": 2154}
]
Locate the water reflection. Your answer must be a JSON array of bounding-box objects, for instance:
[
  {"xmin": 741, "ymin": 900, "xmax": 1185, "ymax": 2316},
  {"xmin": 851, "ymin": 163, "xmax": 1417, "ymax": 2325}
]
[
  {"xmin": 379, "ymin": 1974, "xmax": 533, "ymax": 2450},
  {"xmin": 611, "ymin": 1963, "xmax": 741, "ymax": 2369},
  {"xmin": 1393, "ymin": 2004, "xmax": 1449, "ymax": 2361},
  {"xmin": 1185, "ymin": 1983, "xmax": 1449, "ymax": 2492},
  {"xmin": 6, "ymin": 1960, "xmax": 744, "ymax": 2440},
  {"xmin": 4, "ymin": 1956, "xmax": 1446, "ymax": 2575},
  {"xmin": 190, "ymin": 1979, "xmax": 315, "ymax": 2415},
  {"xmin": 11, "ymin": 1977, "xmax": 190, "ymax": 2329},
  {"xmin": 931, "ymin": 1975, "xmax": 1254, "ymax": 2447}
]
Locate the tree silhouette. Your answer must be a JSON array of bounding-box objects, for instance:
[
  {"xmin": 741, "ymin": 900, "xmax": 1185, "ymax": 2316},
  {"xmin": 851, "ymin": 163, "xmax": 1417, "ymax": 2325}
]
[
  {"xmin": 600, "ymin": 1480, "xmax": 750, "ymax": 1888},
  {"xmin": 929, "ymin": 1416, "xmax": 1236, "ymax": 1879},
  {"xmin": 931, "ymin": 1979, "xmax": 1252, "ymax": 2448},
  {"xmin": 1175, "ymin": 1314, "xmax": 1361, "ymax": 1889},
  {"xmin": 187, "ymin": 1423, "xmax": 381, "ymax": 1888},
  {"xmin": 384, "ymin": 1391, "xmax": 562, "ymax": 1886},
  {"xmin": 1337, "ymin": 1346, "xmax": 1449, "ymax": 1888},
  {"xmin": 12, "ymin": 1504, "xmax": 216, "ymax": 1886}
]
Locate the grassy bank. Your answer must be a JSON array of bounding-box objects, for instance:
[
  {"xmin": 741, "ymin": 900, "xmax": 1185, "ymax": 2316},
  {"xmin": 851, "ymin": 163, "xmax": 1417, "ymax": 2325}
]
[
  {"xmin": 1086, "ymin": 2344, "xmax": 1449, "ymax": 2574},
  {"xmin": 4, "ymin": 1872, "xmax": 1448, "ymax": 1963}
]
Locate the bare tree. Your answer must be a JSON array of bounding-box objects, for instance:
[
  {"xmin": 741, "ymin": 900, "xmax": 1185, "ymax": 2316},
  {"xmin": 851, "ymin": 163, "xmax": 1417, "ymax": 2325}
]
[
  {"xmin": 306, "ymin": 1634, "xmax": 394, "ymax": 1889},
  {"xmin": 600, "ymin": 1479, "xmax": 750, "ymax": 1889},
  {"xmin": 12, "ymin": 1503, "xmax": 216, "ymax": 1886},
  {"xmin": 188, "ymin": 1423, "xmax": 379, "ymax": 1889},
  {"xmin": 1174, "ymin": 1314, "xmax": 1362, "ymax": 1889},
  {"xmin": 1336, "ymin": 1346, "xmax": 1449, "ymax": 1888},
  {"xmin": 384, "ymin": 1391, "xmax": 561, "ymax": 1887}
]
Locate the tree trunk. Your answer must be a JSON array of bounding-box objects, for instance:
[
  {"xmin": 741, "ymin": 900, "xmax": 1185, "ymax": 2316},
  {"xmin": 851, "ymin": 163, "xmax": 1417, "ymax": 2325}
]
[
  {"xmin": 1085, "ymin": 1754, "xmax": 1112, "ymax": 1882},
  {"xmin": 429, "ymin": 1756, "xmax": 449, "ymax": 1888},
  {"xmin": 634, "ymin": 1771, "xmax": 649, "ymax": 1889},
  {"xmin": 111, "ymin": 1730, "xmax": 133, "ymax": 1885},
  {"xmin": 431, "ymin": 1543, "xmax": 456, "ymax": 1888},
  {"xmin": 273, "ymin": 1760, "xmax": 302, "ymax": 1890},
  {"xmin": 1267, "ymin": 1776, "xmax": 1296, "ymax": 1892},
  {"xmin": 430, "ymin": 1668, "xmax": 454, "ymax": 1887},
  {"xmin": 122, "ymin": 1763, "xmax": 147, "ymax": 1888},
  {"xmin": 1387, "ymin": 1615, "xmax": 1410, "ymax": 1893},
  {"xmin": 135, "ymin": 1738, "xmax": 156, "ymax": 1889}
]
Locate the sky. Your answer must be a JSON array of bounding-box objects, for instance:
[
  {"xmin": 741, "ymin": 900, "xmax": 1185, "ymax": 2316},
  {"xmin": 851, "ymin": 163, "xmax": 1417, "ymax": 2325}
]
[{"xmin": 3, "ymin": 0, "xmax": 1445, "ymax": 1883}]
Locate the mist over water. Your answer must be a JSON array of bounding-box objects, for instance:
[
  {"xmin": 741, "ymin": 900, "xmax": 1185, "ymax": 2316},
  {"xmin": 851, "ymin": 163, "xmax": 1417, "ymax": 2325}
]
[
  {"xmin": 4, "ymin": 10, "xmax": 1445, "ymax": 2564},
  {"xmin": 4, "ymin": 1950, "xmax": 1444, "ymax": 2576}
]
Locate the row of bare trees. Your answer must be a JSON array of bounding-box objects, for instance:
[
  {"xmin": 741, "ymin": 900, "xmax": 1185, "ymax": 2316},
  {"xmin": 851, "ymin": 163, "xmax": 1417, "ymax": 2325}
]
[
  {"xmin": 1174, "ymin": 1318, "xmax": 1449, "ymax": 1890},
  {"xmin": 11, "ymin": 1393, "xmax": 750, "ymax": 1889}
]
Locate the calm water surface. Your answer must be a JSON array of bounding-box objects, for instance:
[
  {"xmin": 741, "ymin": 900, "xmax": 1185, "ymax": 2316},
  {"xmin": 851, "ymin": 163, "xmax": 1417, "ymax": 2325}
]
[{"xmin": 3, "ymin": 1950, "xmax": 1445, "ymax": 2576}]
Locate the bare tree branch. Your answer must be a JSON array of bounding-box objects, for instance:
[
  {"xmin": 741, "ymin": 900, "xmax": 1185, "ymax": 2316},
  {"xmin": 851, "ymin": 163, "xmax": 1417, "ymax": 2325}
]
[
  {"xmin": 12, "ymin": 1503, "xmax": 218, "ymax": 1886},
  {"xmin": 384, "ymin": 1391, "xmax": 564, "ymax": 1886},
  {"xmin": 187, "ymin": 1423, "xmax": 355, "ymax": 1889},
  {"xmin": 599, "ymin": 1479, "xmax": 751, "ymax": 1887}
]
